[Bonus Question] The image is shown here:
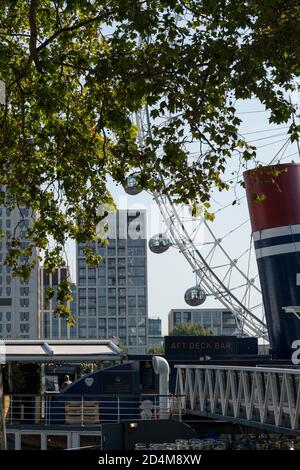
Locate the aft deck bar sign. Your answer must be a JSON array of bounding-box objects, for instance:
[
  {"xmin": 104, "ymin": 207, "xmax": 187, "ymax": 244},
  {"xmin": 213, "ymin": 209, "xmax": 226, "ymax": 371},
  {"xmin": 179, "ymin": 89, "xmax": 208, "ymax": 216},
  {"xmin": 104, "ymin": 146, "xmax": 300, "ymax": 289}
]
[{"xmin": 165, "ymin": 336, "xmax": 237, "ymax": 356}]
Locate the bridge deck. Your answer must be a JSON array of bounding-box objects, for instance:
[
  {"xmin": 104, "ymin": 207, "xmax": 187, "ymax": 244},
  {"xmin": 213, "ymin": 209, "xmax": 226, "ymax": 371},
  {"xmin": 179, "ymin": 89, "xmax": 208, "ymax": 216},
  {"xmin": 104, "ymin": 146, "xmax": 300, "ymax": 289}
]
[{"xmin": 175, "ymin": 364, "xmax": 300, "ymax": 435}]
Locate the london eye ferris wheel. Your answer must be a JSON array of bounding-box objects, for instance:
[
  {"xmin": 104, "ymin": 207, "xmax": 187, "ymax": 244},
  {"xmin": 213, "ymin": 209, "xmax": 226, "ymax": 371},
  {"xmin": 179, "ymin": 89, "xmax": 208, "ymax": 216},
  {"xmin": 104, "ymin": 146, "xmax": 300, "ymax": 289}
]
[{"xmin": 122, "ymin": 98, "xmax": 300, "ymax": 343}]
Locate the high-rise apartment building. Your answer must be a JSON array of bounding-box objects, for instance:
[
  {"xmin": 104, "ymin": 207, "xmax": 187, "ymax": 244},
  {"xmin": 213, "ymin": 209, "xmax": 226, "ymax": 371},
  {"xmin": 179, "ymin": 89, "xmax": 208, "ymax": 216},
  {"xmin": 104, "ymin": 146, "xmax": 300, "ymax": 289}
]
[
  {"xmin": 76, "ymin": 209, "xmax": 148, "ymax": 353},
  {"xmin": 0, "ymin": 205, "xmax": 39, "ymax": 339},
  {"xmin": 40, "ymin": 265, "xmax": 76, "ymax": 339}
]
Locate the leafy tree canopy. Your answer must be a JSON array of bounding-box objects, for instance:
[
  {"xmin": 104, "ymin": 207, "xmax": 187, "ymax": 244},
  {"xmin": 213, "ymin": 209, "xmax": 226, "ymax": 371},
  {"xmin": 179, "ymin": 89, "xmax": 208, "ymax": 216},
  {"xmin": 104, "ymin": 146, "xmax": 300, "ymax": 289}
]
[
  {"xmin": 171, "ymin": 322, "xmax": 212, "ymax": 336},
  {"xmin": 0, "ymin": 1, "xmax": 299, "ymax": 320},
  {"xmin": 148, "ymin": 345, "xmax": 164, "ymax": 354}
]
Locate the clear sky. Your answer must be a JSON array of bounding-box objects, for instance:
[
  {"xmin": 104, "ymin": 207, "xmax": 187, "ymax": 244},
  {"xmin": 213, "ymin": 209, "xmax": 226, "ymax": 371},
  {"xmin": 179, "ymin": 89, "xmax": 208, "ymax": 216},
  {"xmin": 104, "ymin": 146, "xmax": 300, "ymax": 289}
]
[{"xmin": 66, "ymin": 96, "xmax": 300, "ymax": 335}]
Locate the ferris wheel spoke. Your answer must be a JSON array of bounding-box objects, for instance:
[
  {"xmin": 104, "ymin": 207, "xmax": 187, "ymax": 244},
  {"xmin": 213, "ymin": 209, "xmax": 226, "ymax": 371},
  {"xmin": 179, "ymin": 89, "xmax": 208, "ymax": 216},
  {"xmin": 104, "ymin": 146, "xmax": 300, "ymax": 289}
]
[{"xmin": 132, "ymin": 106, "xmax": 270, "ymax": 340}]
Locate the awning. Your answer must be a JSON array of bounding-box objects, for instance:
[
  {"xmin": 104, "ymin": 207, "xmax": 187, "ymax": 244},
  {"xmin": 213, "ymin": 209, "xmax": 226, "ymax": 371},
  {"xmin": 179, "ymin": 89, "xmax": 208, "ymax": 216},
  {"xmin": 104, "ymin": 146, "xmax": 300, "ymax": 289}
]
[{"xmin": 0, "ymin": 340, "xmax": 122, "ymax": 363}]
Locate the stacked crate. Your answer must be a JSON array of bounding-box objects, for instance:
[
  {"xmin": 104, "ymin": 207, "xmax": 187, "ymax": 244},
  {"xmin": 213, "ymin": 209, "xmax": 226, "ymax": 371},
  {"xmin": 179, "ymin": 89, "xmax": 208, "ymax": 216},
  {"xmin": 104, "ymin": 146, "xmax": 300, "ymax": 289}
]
[{"xmin": 65, "ymin": 401, "xmax": 100, "ymax": 424}]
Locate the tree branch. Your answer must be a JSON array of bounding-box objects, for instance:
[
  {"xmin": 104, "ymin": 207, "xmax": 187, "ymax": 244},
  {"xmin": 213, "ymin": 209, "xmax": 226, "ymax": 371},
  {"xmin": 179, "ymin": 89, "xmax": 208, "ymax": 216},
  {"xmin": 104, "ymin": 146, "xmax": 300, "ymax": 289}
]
[
  {"xmin": 36, "ymin": 14, "xmax": 104, "ymax": 53},
  {"xmin": 28, "ymin": 0, "xmax": 43, "ymax": 72}
]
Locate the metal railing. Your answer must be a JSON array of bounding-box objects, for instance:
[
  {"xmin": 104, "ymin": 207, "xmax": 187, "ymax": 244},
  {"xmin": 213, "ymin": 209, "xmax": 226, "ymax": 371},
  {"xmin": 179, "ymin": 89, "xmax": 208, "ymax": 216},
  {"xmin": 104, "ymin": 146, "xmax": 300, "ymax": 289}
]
[
  {"xmin": 4, "ymin": 394, "xmax": 185, "ymax": 427},
  {"xmin": 175, "ymin": 365, "xmax": 300, "ymax": 434}
]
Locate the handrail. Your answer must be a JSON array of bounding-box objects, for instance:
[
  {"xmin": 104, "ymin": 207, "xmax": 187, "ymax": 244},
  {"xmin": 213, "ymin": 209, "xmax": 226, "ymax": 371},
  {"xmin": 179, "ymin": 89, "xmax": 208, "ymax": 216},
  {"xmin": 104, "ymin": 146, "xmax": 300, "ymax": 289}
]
[
  {"xmin": 175, "ymin": 364, "xmax": 300, "ymax": 434},
  {"xmin": 4, "ymin": 394, "xmax": 185, "ymax": 426},
  {"xmin": 175, "ymin": 364, "xmax": 300, "ymax": 374}
]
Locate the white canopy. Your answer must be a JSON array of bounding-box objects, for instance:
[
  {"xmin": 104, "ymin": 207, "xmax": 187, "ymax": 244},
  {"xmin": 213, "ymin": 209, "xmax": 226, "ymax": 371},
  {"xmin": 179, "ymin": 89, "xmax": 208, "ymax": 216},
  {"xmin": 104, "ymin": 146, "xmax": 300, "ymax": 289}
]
[{"xmin": 0, "ymin": 340, "xmax": 122, "ymax": 363}]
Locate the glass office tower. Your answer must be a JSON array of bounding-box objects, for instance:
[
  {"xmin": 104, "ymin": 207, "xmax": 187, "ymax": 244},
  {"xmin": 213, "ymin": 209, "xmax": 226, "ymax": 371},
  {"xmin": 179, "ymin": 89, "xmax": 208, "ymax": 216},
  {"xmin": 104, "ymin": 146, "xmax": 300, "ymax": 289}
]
[{"xmin": 76, "ymin": 209, "xmax": 148, "ymax": 354}]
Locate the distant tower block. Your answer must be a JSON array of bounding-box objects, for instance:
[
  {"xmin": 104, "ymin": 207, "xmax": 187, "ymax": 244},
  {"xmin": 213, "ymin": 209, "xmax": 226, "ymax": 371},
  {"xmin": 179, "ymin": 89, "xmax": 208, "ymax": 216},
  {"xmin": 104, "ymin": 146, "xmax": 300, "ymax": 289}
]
[{"xmin": 244, "ymin": 163, "xmax": 300, "ymax": 358}]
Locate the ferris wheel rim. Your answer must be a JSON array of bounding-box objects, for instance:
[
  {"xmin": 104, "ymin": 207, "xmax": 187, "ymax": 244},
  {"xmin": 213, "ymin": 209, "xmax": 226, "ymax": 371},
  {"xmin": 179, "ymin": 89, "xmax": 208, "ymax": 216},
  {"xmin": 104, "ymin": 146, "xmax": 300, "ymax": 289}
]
[
  {"xmin": 134, "ymin": 106, "xmax": 268, "ymax": 340},
  {"xmin": 154, "ymin": 191, "xmax": 268, "ymax": 339}
]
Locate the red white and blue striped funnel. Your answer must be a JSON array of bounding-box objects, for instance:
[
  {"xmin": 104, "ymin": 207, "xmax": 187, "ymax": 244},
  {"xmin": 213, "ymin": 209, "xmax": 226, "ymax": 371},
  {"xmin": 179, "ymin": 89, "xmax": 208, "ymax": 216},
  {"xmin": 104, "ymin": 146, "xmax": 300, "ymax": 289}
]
[{"xmin": 244, "ymin": 163, "xmax": 300, "ymax": 358}]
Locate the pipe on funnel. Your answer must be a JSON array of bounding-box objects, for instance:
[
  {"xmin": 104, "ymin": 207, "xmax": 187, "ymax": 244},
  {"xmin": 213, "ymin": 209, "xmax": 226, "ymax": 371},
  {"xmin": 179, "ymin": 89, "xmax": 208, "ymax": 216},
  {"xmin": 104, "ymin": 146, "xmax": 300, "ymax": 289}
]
[{"xmin": 152, "ymin": 356, "xmax": 170, "ymax": 419}]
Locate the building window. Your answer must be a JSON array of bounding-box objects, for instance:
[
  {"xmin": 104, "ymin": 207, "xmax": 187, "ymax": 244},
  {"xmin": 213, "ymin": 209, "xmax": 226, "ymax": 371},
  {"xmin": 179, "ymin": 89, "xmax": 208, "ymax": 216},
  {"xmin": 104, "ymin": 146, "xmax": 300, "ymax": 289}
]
[
  {"xmin": 202, "ymin": 312, "xmax": 212, "ymax": 326},
  {"xmin": 128, "ymin": 296, "xmax": 136, "ymax": 307},
  {"xmin": 19, "ymin": 219, "xmax": 29, "ymax": 229},
  {"xmin": 20, "ymin": 208, "xmax": 29, "ymax": 217},
  {"xmin": 128, "ymin": 267, "xmax": 145, "ymax": 276},
  {"xmin": 20, "ymin": 287, "xmax": 30, "ymax": 296},
  {"xmin": 78, "ymin": 288, "xmax": 86, "ymax": 298},
  {"xmin": 98, "ymin": 267, "xmax": 106, "ymax": 276},
  {"xmin": 128, "ymin": 257, "xmax": 145, "ymax": 266},
  {"xmin": 88, "ymin": 298, "xmax": 96, "ymax": 307},
  {"xmin": 78, "ymin": 307, "xmax": 87, "ymax": 316},
  {"xmin": 128, "ymin": 277, "xmax": 145, "ymax": 286},
  {"xmin": 128, "ymin": 317, "xmax": 136, "ymax": 327},
  {"xmin": 127, "ymin": 247, "xmax": 145, "ymax": 256},
  {"xmin": 20, "ymin": 312, "xmax": 29, "ymax": 321},
  {"xmin": 108, "ymin": 288, "xmax": 116, "ymax": 298},
  {"xmin": 108, "ymin": 298, "xmax": 116, "ymax": 307},
  {"xmin": 20, "ymin": 324, "xmax": 29, "ymax": 333},
  {"xmin": 183, "ymin": 311, "xmax": 191, "ymax": 322},
  {"xmin": 118, "ymin": 268, "xmax": 126, "ymax": 277},
  {"xmin": 128, "ymin": 337, "xmax": 137, "ymax": 346},
  {"xmin": 88, "ymin": 327, "xmax": 97, "ymax": 338},
  {"xmin": 79, "ymin": 327, "xmax": 87, "ymax": 338},
  {"xmin": 44, "ymin": 313, "xmax": 50, "ymax": 338},
  {"xmin": 20, "ymin": 299, "xmax": 30, "ymax": 307},
  {"xmin": 118, "ymin": 258, "xmax": 126, "ymax": 267},
  {"xmin": 98, "ymin": 327, "xmax": 106, "ymax": 337},
  {"xmin": 108, "ymin": 258, "xmax": 116, "ymax": 268},
  {"xmin": 108, "ymin": 327, "xmax": 117, "ymax": 336},
  {"xmin": 138, "ymin": 296, "xmax": 146, "ymax": 307}
]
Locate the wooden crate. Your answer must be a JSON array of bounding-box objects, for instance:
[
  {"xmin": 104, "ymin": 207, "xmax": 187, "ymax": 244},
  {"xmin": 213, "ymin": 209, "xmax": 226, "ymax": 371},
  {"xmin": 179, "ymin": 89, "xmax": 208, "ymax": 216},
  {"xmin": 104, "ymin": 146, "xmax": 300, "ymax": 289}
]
[{"xmin": 65, "ymin": 401, "xmax": 100, "ymax": 424}]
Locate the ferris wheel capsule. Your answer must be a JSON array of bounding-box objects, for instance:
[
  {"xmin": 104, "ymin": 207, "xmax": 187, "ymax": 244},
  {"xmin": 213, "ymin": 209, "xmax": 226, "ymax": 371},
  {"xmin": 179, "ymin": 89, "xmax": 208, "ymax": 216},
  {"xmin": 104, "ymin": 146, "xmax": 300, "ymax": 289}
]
[
  {"xmin": 124, "ymin": 173, "xmax": 143, "ymax": 195},
  {"xmin": 149, "ymin": 233, "xmax": 171, "ymax": 254},
  {"xmin": 184, "ymin": 286, "xmax": 206, "ymax": 306}
]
